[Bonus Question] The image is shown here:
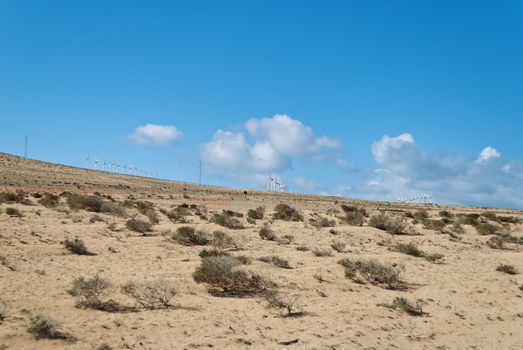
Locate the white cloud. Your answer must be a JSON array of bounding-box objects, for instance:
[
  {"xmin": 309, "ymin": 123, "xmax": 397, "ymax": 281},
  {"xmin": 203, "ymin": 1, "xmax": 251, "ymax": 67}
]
[
  {"xmin": 130, "ymin": 124, "xmax": 183, "ymax": 146},
  {"xmin": 201, "ymin": 115, "xmax": 343, "ymax": 181},
  {"xmin": 476, "ymin": 146, "xmax": 501, "ymax": 163},
  {"xmin": 344, "ymin": 133, "xmax": 523, "ymax": 209}
]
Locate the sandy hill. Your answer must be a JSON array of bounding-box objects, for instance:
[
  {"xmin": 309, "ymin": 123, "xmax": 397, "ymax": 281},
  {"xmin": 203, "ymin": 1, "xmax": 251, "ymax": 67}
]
[{"xmin": 0, "ymin": 152, "xmax": 522, "ymax": 350}]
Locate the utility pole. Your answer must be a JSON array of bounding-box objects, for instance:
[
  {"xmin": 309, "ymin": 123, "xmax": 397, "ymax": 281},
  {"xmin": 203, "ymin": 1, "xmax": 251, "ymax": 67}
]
[{"xmin": 24, "ymin": 135, "xmax": 28, "ymax": 158}]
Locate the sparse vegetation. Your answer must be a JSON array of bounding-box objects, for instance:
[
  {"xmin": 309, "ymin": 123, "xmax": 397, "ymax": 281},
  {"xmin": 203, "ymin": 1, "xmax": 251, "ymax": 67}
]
[
  {"xmin": 262, "ymin": 290, "xmax": 302, "ymax": 316},
  {"xmin": 496, "ymin": 264, "xmax": 519, "ymax": 275},
  {"xmin": 458, "ymin": 213, "xmax": 481, "ymax": 227},
  {"xmin": 257, "ymin": 256, "xmax": 291, "ymax": 269},
  {"xmin": 38, "ymin": 193, "xmax": 59, "ymax": 208},
  {"xmin": 392, "ymin": 242, "xmax": 424, "ymax": 257},
  {"xmin": 312, "ymin": 247, "xmax": 333, "ymax": 257},
  {"xmin": 63, "ymin": 238, "xmax": 94, "ymax": 255},
  {"xmin": 330, "ymin": 240, "xmax": 346, "ymax": 253},
  {"xmin": 381, "ymin": 297, "xmax": 425, "ymax": 316},
  {"xmin": 0, "ymin": 192, "xmax": 24, "ymax": 204},
  {"xmin": 278, "ymin": 234, "xmax": 294, "ymax": 245},
  {"xmin": 126, "ymin": 218, "xmax": 152, "ymax": 233},
  {"xmin": 273, "ymin": 204, "xmax": 303, "ymax": 221},
  {"xmin": 212, "ymin": 230, "xmax": 241, "ymax": 250},
  {"xmin": 439, "ymin": 210, "xmax": 453, "ymax": 219},
  {"xmin": 475, "ymin": 223, "xmax": 501, "ymax": 235},
  {"xmin": 340, "ymin": 205, "xmax": 366, "ymax": 226},
  {"xmin": 0, "ymin": 300, "xmax": 6, "ymax": 323},
  {"xmin": 67, "ymin": 194, "xmax": 124, "ymax": 216},
  {"xmin": 311, "ymin": 217, "xmax": 336, "ymax": 229},
  {"xmin": 369, "ymin": 213, "xmax": 411, "ymax": 235},
  {"xmin": 174, "ymin": 226, "xmax": 209, "ymax": 246},
  {"xmin": 213, "ymin": 211, "xmax": 244, "ymax": 229},
  {"xmin": 338, "ymin": 258, "xmax": 405, "ymax": 290},
  {"xmin": 486, "ymin": 236, "xmax": 504, "ymax": 249},
  {"xmin": 193, "ymin": 256, "xmax": 271, "ymax": 295},
  {"xmin": 450, "ymin": 222, "xmax": 465, "ymax": 234},
  {"xmin": 199, "ymin": 248, "xmax": 230, "ymax": 258},
  {"xmin": 121, "ymin": 280, "xmax": 177, "ymax": 309}
]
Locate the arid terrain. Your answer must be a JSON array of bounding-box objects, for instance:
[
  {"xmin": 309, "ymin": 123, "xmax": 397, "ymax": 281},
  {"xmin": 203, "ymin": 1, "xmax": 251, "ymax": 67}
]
[{"xmin": 0, "ymin": 152, "xmax": 522, "ymax": 350}]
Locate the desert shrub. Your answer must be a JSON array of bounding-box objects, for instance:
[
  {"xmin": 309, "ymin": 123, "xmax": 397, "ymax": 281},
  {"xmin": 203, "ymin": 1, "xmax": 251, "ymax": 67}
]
[
  {"xmin": 312, "ymin": 247, "xmax": 333, "ymax": 257},
  {"xmin": 247, "ymin": 207, "xmax": 265, "ymax": 220},
  {"xmin": 338, "ymin": 259, "xmax": 404, "ymax": 290},
  {"xmin": 369, "ymin": 213, "xmax": 410, "ymax": 235},
  {"xmin": 0, "ymin": 192, "xmax": 24, "ymax": 203},
  {"xmin": 67, "ymin": 194, "xmax": 103, "ymax": 211},
  {"xmin": 125, "ymin": 218, "xmax": 152, "ymax": 233},
  {"xmin": 135, "ymin": 201, "xmax": 158, "ymax": 224},
  {"xmin": 257, "ymin": 256, "xmax": 291, "ymax": 269},
  {"xmin": 89, "ymin": 215, "xmax": 104, "ymax": 223},
  {"xmin": 223, "ymin": 209, "xmax": 243, "ymax": 218},
  {"xmin": 213, "ymin": 211, "xmax": 244, "ymax": 229},
  {"xmin": 68, "ymin": 276, "xmax": 111, "ymax": 309},
  {"xmin": 413, "ymin": 209, "xmax": 429, "ymax": 220},
  {"xmin": 392, "ymin": 242, "xmax": 424, "ymax": 257},
  {"xmin": 458, "ymin": 213, "xmax": 481, "ymax": 226},
  {"xmin": 496, "ymin": 264, "xmax": 519, "ymax": 275},
  {"xmin": 121, "ymin": 280, "xmax": 177, "ymax": 309},
  {"xmin": 311, "ymin": 217, "xmax": 336, "ymax": 229},
  {"xmin": 341, "ymin": 205, "xmax": 367, "ymax": 226},
  {"xmin": 98, "ymin": 344, "xmax": 113, "ymax": 350},
  {"xmin": 497, "ymin": 215, "xmax": 522, "ymax": 224},
  {"xmin": 427, "ymin": 219, "xmax": 446, "ymax": 231},
  {"xmin": 199, "ymin": 249, "xmax": 230, "ymax": 258},
  {"xmin": 278, "ymin": 234, "xmax": 295, "ymax": 245},
  {"xmin": 0, "ymin": 300, "xmax": 6, "ymax": 322},
  {"xmin": 212, "ymin": 230, "xmax": 240, "ymax": 250},
  {"xmin": 63, "ymin": 238, "xmax": 94, "ymax": 255},
  {"xmin": 273, "ymin": 204, "xmax": 303, "ymax": 222},
  {"xmin": 439, "ymin": 210, "xmax": 453, "ymax": 219},
  {"xmin": 5, "ymin": 207, "xmax": 22, "ymax": 217},
  {"xmin": 296, "ymin": 245, "xmax": 309, "ymax": 251},
  {"xmin": 450, "ymin": 222, "xmax": 465, "ymax": 234},
  {"xmin": 382, "ymin": 297, "xmax": 424, "ymax": 316},
  {"xmin": 476, "ymin": 223, "xmax": 500, "ymax": 235},
  {"xmin": 481, "ymin": 211, "xmax": 497, "ymax": 221},
  {"xmin": 259, "ymin": 226, "xmax": 278, "ymax": 241},
  {"xmin": 38, "ymin": 193, "xmax": 59, "ymax": 208},
  {"xmin": 520, "ymin": 284, "xmax": 523, "ymax": 292},
  {"xmin": 175, "ymin": 226, "xmax": 209, "ymax": 246},
  {"xmin": 193, "ymin": 255, "xmax": 271, "ymax": 295},
  {"xmin": 329, "ymin": 229, "xmax": 338, "ymax": 235},
  {"xmin": 486, "ymin": 236, "xmax": 504, "ymax": 249},
  {"xmin": 424, "ymin": 253, "xmax": 444, "ymax": 262},
  {"xmin": 262, "ymin": 290, "xmax": 302, "ymax": 316},
  {"xmin": 28, "ymin": 315, "xmax": 71, "ymax": 340},
  {"xmin": 162, "ymin": 205, "xmax": 191, "ymax": 223},
  {"xmin": 330, "ymin": 240, "xmax": 346, "ymax": 253}
]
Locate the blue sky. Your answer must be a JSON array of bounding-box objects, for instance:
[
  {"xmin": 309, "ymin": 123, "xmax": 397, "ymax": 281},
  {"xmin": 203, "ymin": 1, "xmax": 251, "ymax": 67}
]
[{"xmin": 1, "ymin": 0, "xmax": 522, "ymax": 208}]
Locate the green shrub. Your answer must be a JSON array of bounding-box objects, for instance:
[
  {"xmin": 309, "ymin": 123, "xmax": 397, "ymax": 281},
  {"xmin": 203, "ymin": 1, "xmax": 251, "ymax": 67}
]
[
  {"xmin": 175, "ymin": 226, "xmax": 209, "ymax": 246},
  {"xmin": 273, "ymin": 204, "xmax": 303, "ymax": 222},
  {"xmin": 63, "ymin": 238, "xmax": 94, "ymax": 255},
  {"xmin": 125, "ymin": 218, "xmax": 152, "ymax": 233},
  {"xmin": 338, "ymin": 259, "xmax": 404, "ymax": 290}
]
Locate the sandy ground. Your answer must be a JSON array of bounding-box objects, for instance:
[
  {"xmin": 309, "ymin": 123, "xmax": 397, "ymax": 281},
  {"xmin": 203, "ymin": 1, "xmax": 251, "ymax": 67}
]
[{"xmin": 0, "ymin": 152, "xmax": 522, "ymax": 350}]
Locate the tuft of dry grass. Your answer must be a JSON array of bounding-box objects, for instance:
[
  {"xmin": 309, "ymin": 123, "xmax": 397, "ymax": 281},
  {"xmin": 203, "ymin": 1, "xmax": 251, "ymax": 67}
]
[
  {"xmin": 312, "ymin": 247, "xmax": 333, "ymax": 257},
  {"xmin": 257, "ymin": 256, "xmax": 291, "ymax": 269},
  {"xmin": 369, "ymin": 213, "xmax": 411, "ymax": 235},
  {"xmin": 126, "ymin": 218, "xmax": 152, "ymax": 233},
  {"xmin": 262, "ymin": 290, "xmax": 303, "ymax": 316},
  {"xmin": 63, "ymin": 238, "xmax": 95, "ymax": 256},
  {"xmin": 273, "ymin": 204, "xmax": 303, "ymax": 222},
  {"xmin": 121, "ymin": 280, "xmax": 177, "ymax": 309},
  {"xmin": 175, "ymin": 226, "xmax": 209, "ymax": 246},
  {"xmin": 27, "ymin": 315, "xmax": 74, "ymax": 341},
  {"xmin": 496, "ymin": 264, "xmax": 519, "ymax": 275},
  {"xmin": 380, "ymin": 297, "xmax": 425, "ymax": 316},
  {"xmin": 330, "ymin": 240, "xmax": 346, "ymax": 253},
  {"xmin": 259, "ymin": 225, "xmax": 278, "ymax": 241},
  {"xmin": 339, "ymin": 258, "xmax": 405, "ymax": 290}
]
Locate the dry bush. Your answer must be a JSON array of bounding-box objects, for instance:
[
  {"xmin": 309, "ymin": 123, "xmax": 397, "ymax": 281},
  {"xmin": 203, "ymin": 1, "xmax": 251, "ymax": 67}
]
[
  {"xmin": 496, "ymin": 264, "xmax": 519, "ymax": 275},
  {"xmin": 392, "ymin": 242, "xmax": 424, "ymax": 257},
  {"xmin": 312, "ymin": 247, "xmax": 333, "ymax": 257},
  {"xmin": 278, "ymin": 234, "xmax": 294, "ymax": 245},
  {"xmin": 89, "ymin": 215, "xmax": 104, "ymax": 223},
  {"xmin": 0, "ymin": 300, "xmax": 6, "ymax": 323},
  {"xmin": 338, "ymin": 259, "xmax": 405, "ymax": 290},
  {"xmin": 162, "ymin": 205, "xmax": 191, "ymax": 223},
  {"xmin": 0, "ymin": 192, "xmax": 24, "ymax": 204},
  {"xmin": 213, "ymin": 211, "xmax": 244, "ymax": 229},
  {"xmin": 257, "ymin": 256, "xmax": 291, "ymax": 269},
  {"xmin": 0, "ymin": 255, "xmax": 16, "ymax": 271},
  {"xmin": 212, "ymin": 230, "xmax": 240, "ymax": 250},
  {"xmin": 273, "ymin": 204, "xmax": 303, "ymax": 222},
  {"xmin": 175, "ymin": 226, "xmax": 209, "ymax": 246},
  {"xmin": 381, "ymin": 297, "xmax": 425, "ymax": 316},
  {"xmin": 98, "ymin": 343, "xmax": 113, "ymax": 350},
  {"xmin": 439, "ymin": 210, "xmax": 453, "ymax": 219},
  {"xmin": 311, "ymin": 217, "xmax": 336, "ymax": 229},
  {"xmin": 259, "ymin": 226, "xmax": 278, "ymax": 241},
  {"xmin": 450, "ymin": 222, "xmax": 465, "ymax": 234},
  {"xmin": 475, "ymin": 223, "xmax": 501, "ymax": 235},
  {"xmin": 199, "ymin": 248, "xmax": 230, "ymax": 258},
  {"xmin": 38, "ymin": 193, "xmax": 59, "ymax": 208},
  {"xmin": 125, "ymin": 218, "xmax": 152, "ymax": 233},
  {"xmin": 67, "ymin": 194, "xmax": 125, "ymax": 216},
  {"xmin": 63, "ymin": 238, "xmax": 94, "ymax": 256},
  {"xmin": 296, "ymin": 245, "xmax": 309, "ymax": 252},
  {"xmin": 424, "ymin": 253, "xmax": 444, "ymax": 263},
  {"xmin": 413, "ymin": 209, "xmax": 429, "ymax": 220},
  {"xmin": 121, "ymin": 280, "xmax": 177, "ymax": 309},
  {"xmin": 458, "ymin": 213, "xmax": 481, "ymax": 226},
  {"xmin": 369, "ymin": 213, "xmax": 411, "ymax": 235},
  {"xmin": 5, "ymin": 207, "xmax": 22, "ymax": 217},
  {"xmin": 193, "ymin": 256, "xmax": 271, "ymax": 295},
  {"xmin": 27, "ymin": 315, "xmax": 72, "ymax": 341},
  {"xmin": 496, "ymin": 215, "xmax": 522, "ymax": 224},
  {"xmin": 426, "ymin": 219, "xmax": 446, "ymax": 231},
  {"xmin": 330, "ymin": 240, "xmax": 346, "ymax": 253},
  {"xmin": 486, "ymin": 236, "xmax": 504, "ymax": 249},
  {"xmin": 247, "ymin": 207, "xmax": 265, "ymax": 220},
  {"xmin": 262, "ymin": 290, "xmax": 302, "ymax": 316},
  {"xmin": 68, "ymin": 276, "xmax": 111, "ymax": 309},
  {"xmin": 341, "ymin": 205, "xmax": 367, "ymax": 226},
  {"xmin": 135, "ymin": 201, "xmax": 158, "ymax": 224}
]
